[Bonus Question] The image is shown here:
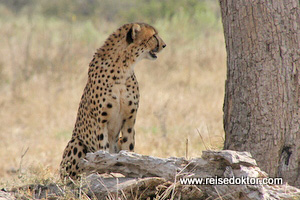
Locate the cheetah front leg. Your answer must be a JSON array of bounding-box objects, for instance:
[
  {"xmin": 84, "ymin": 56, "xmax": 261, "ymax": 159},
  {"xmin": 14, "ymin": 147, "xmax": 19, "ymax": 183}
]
[
  {"xmin": 119, "ymin": 116, "xmax": 136, "ymax": 152},
  {"xmin": 96, "ymin": 123, "xmax": 109, "ymax": 152}
]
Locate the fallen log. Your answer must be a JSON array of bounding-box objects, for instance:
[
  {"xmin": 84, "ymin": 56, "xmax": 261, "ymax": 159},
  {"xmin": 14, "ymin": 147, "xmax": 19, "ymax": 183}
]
[
  {"xmin": 5, "ymin": 150, "xmax": 300, "ymax": 199},
  {"xmin": 80, "ymin": 150, "xmax": 300, "ymax": 200}
]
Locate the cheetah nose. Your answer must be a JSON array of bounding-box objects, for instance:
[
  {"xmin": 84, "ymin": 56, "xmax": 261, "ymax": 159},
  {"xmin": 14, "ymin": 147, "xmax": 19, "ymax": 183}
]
[{"xmin": 162, "ymin": 44, "xmax": 166, "ymax": 48}]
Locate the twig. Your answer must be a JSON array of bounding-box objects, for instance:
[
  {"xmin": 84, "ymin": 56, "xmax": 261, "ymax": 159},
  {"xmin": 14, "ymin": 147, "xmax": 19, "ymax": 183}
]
[
  {"xmin": 185, "ymin": 138, "xmax": 189, "ymax": 159},
  {"xmin": 18, "ymin": 147, "xmax": 29, "ymax": 176},
  {"xmin": 197, "ymin": 128, "xmax": 209, "ymax": 150}
]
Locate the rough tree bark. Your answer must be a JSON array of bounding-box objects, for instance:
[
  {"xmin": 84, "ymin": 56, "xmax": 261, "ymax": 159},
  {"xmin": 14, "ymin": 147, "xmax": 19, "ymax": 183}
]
[{"xmin": 219, "ymin": 0, "xmax": 299, "ymax": 186}]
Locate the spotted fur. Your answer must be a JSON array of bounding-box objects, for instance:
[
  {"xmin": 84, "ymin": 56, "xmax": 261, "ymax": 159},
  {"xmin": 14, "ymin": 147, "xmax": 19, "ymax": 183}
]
[{"xmin": 60, "ymin": 23, "xmax": 166, "ymax": 180}]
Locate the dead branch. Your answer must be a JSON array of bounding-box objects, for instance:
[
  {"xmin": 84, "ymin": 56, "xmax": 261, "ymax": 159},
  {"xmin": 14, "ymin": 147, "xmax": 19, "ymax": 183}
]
[
  {"xmin": 79, "ymin": 150, "xmax": 300, "ymax": 200},
  {"xmin": 5, "ymin": 150, "xmax": 300, "ymax": 200}
]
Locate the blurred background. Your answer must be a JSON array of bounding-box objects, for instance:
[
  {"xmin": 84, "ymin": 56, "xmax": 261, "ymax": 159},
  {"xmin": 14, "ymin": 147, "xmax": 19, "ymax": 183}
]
[{"xmin": 0, "ymin": 0, "xmax": 226, "ymax": 185}]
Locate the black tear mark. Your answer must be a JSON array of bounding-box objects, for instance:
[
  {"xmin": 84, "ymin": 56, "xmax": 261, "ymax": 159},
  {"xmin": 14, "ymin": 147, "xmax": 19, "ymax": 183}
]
[
  {"xmin": 282, "ymin": 146, "xmax": 292, "ymax": 165},
  {"xmin": 126, "ymin": 28, "xmax": 133, "ymax": 44}
]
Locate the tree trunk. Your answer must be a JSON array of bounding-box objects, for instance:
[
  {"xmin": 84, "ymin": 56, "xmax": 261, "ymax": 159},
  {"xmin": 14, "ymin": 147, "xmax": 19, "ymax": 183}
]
[{"xmin": 219, "ymin": 0, "xmax": 300, "ymax": 186}]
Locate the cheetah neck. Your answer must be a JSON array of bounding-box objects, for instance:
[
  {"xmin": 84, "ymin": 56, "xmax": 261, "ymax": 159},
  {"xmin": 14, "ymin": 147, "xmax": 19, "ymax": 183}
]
[
  {"xmin": 89, "ymin": 24, "xmax": 144, "ymax": 84},
  {"xmin": 87, "ymin": 51, "xmax": 140, "ymax": 90}
]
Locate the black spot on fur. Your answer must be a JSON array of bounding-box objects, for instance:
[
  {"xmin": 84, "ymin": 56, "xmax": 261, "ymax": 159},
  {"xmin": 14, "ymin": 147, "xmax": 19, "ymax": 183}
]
[
  {"xmin": 129, "ymin": 143, "xmax": 134, "ymax": 151},
  {"xmin": 102, "ymin": 112, "xmax": 108, "ymax": 116},
  {"xmin": 99, "ymin": 134, "xmax": 104, "ymax": 140},
  {"xmin": 73, "ymin": 147, "xmax": 78, "ymax": 155},
  {"xmin": 100, "ymin": 134, "xmax": 104, "ymax": 140},
  {"xmin": 83, "ymin": 147, "xmax": 88, "ymax": 154}
]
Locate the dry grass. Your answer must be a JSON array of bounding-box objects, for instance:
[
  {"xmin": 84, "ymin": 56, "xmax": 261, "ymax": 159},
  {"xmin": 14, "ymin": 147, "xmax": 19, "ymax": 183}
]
[{"xmin": 0, "ymin": 15, "xmax": 226, "ymax": 188}]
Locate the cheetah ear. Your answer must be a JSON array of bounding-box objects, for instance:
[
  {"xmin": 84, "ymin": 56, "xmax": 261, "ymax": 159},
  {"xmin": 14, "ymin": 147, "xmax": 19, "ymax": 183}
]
[
  {"xmin": 131, "ymin": 24, "xmax": 141, "ymax": 39},
  {"xmin": 126, "ymin": 24, "xmax": 141, "ymax": 44}
]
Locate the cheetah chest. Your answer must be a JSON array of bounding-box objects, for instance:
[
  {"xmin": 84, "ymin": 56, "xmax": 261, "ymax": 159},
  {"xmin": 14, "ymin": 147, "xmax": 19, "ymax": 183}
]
[{"xmin": 106, "ymin": 83, "xmax": 138, "ymax": 137}]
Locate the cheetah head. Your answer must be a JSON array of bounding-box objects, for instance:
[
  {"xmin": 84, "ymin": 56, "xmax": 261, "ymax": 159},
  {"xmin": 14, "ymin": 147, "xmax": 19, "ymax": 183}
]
[{"xmin": 126, "ymin": 23, "xmax": 166, "ymax": 60}]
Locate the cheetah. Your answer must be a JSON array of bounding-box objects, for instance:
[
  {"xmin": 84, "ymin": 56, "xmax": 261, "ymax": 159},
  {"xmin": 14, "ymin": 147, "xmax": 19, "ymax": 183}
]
[{"xmin": 60, "ymin": 23, "xmax": 166, "ymax": 180}]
